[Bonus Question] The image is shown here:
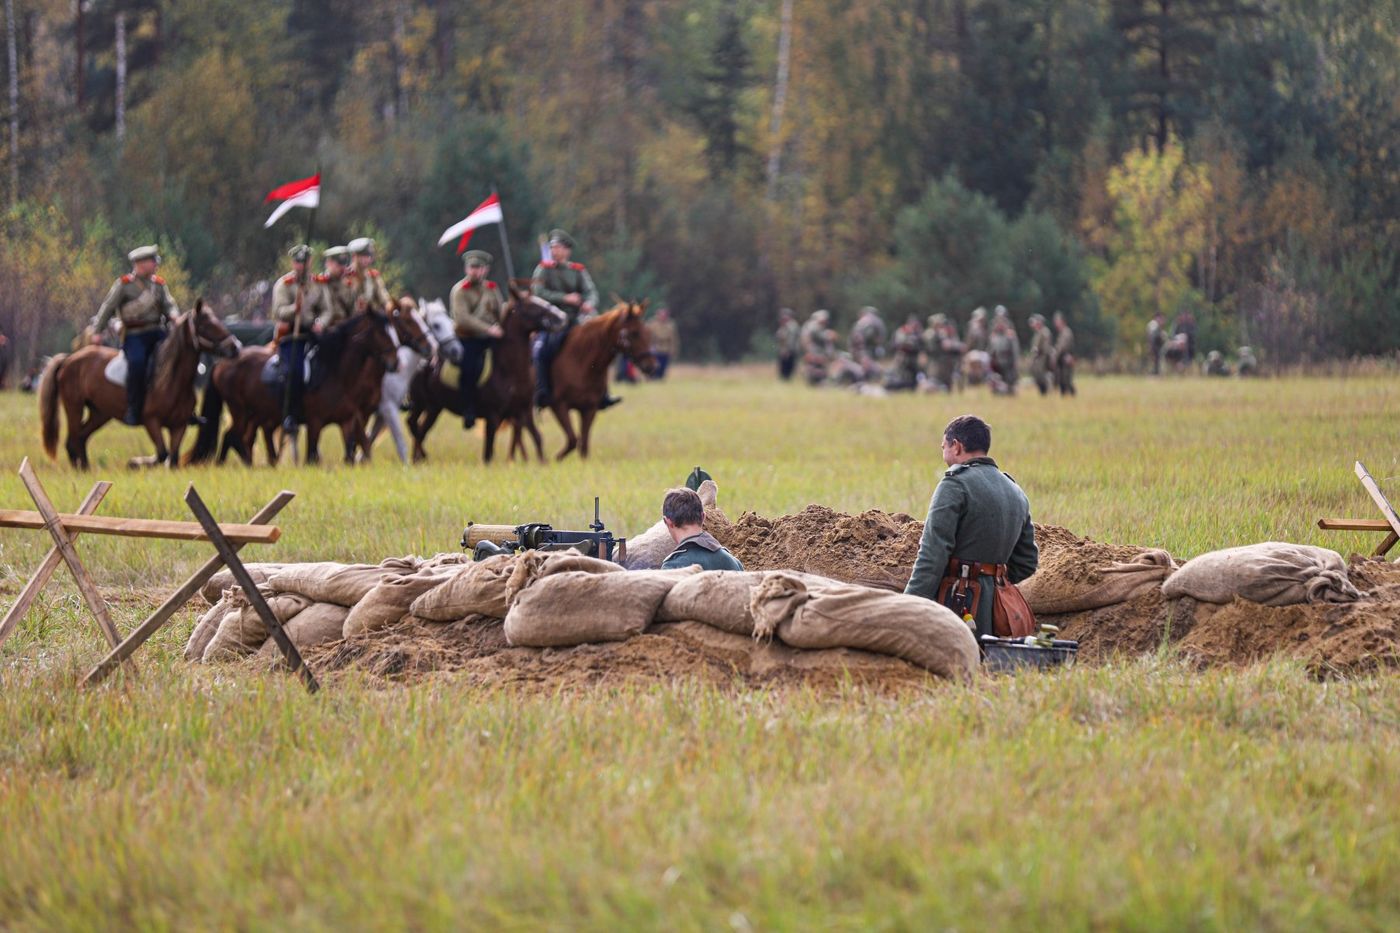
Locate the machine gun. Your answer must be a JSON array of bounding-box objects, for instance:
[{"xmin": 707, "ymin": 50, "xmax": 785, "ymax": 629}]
[{"xmin": 462, "ymin": 497, "xmax": 627, "ymax": 563}]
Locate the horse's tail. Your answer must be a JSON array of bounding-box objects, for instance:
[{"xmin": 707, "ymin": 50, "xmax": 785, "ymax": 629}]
[
  {"xmin": 186, "ymin": 378, "xmax": 224, "ymax": 465},
  {"xmin": 38, "ymin": 354, "xmax": 66, "ymax": 460}
]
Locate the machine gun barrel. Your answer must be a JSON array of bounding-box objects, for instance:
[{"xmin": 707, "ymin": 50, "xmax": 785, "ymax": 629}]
[{"xmin": 462, "ymin": 523, "xmax": 519, "ymax": 549}]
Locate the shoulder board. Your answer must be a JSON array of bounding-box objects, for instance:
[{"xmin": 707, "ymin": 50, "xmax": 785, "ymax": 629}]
[
  {"xmin": 281, "ymin": 272, "xmax": 298, "ymax": 284},
  {"xmin": 944, "ymin": 463, "xmax": 967, "ymax": 476},
  {"xmin": 485, "ymin": 281, "xmax": 497, "ymax": 289},
  {"xmin": 120, "ymin": 274, "xmax": 134, "ymax": 284},
  {"xmin": 1003, "ymin": 471, "xmax": 1017, "ymax": 484},
  {"xmin": 152, "ymin": 275, "xmax": 166, "ymax": 285},
  {"xmin": 313, "ymin": 273, "xmax": 330, "ymax": 284},
  {"xmin": 540, "ymin": 260, "xmax": 557, "ymax": 269},
  {"xmin": 569, "ymin": 262, "xmax": 585, "ymax": 271},
  {"xmin": 368, "ymin": 269, "xmax": 381, "ymax": 278},
  {"xmin": 454, "ymin": 278, "xmax": 470, "ymax": 291}
]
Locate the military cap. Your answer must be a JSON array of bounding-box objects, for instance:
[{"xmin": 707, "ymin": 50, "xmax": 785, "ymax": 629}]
[
  {"xmin": 127, "ymin": 245, "xmax": 160, "ymax": 263},
  {"xmin": 323, "ymin": 246, "xmax": 350, "ymax": 263},
  {"xmin": 463, "ymin": 249, "xmax": 493, "ymax": 267},
  {"xmin": 288, "ymin": 244, "xmax": 313, "ymax": 262},
  {"xmin": 860, "ymin": 305, "xmax": 880, "ymax": 317},
  {"xmin": 971, "ymin": 306, "xmax": 987, "ymax": 319},
  {"xmin": 548, "ymin": 228, "xmax": 575, "ymax": 248},
  {"xmin": 994, "ymin": 304, "xmax": 1008, "ymax": 317},
  {"xmin": 813, "ymin": 309, "xmax": 830, "ymax": 323},
  {"xmin": 928, "ymin": 313, "xmax": 948, "ymax": 325},
  {"xmin": 779, "ymin": 307, "xmax": 795, "ymax": 319},
  {"xmin": 1029, "ymin": 313, "xmax": 1046, "ymax": 325},
  {"xmin": 347, "ymin": 237, "xmax": 375, "ymax": 255}
]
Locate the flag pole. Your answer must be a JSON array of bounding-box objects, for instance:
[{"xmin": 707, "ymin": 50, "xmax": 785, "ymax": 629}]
[
  {"xmin": 280, "ymin": 168, "xmax": 320, "ymax": 459},
  {"xmin": 491, "ymin": 184, "xmax": 516, "ymax": 286}
]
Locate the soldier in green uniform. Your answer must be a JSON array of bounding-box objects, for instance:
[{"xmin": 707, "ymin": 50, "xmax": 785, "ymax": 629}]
[
  {"xmin": 775, "ymin": 308, "xmax": 799, "ymax": 381},
  {"xmin": 659, "ymin": 487, "xmax": 744, "ymax": 571},
  {"xmin": 450, "ymin": 249, "xmax": 505, "ymax": 428},
  {"xmin": 271, "ymin": 245, "xmax": 329, "ymax": 430},
  {"xmin": 905, "ymin": 415, "xmax": 1038, "ymax": 639},
  {"xmin": 885, "ymin": 315, "xmax": 923, "ymax": 391},
  {"xmin": 1052, "ymin": 312, "xmax": 1076, "ymax": 396},
  {"xmin": 799, "ymin": 309, "xmax": 835, "ymax": 385},
  {"xmin": 1027, "ymin": 314, "xmax": 1055, "ymax": 396},
  {"xmin": 317, "ymin": 246, "xmax": 354, "ymax": 328},
  {"xmin": 345, "ymin": 237, "xmax": 394, "ymax": 316},
  {"xmin": 924, "ymin": 314, "xmax": 964, "ymax": 392},
  {"xmin": 530, "ymin": 229, "xmax": 614, "ymax": 408},
  {"xmin": 92, "ymin": 245, "xmax": 180, "ymax": 425},
  {"xmin": 966, "ymin": 306, "xmax": 989, "ymax": 353}
]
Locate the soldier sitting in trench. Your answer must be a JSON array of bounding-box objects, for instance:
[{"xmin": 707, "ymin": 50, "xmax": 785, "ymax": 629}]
[{"xmin": 660, "ymin": 488, "xmax": 744, "ymax": 572}]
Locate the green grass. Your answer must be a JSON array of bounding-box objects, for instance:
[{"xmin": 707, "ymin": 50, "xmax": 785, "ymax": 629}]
[{"xmin": 3, "ymin": 371, "xmax": 1400, "ymax": 929}]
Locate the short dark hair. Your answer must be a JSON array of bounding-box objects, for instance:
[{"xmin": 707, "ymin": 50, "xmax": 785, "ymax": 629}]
[
  {"xmin": 663, "ymin": 487, "xmax": 704, "ymax": 527},
  {"xmin": 944, "ymin": 415, "xmax": 991, "ymax": 453}
]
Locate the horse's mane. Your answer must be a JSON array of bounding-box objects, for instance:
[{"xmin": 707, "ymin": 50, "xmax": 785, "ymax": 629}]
[
  {"xmin": 151, "ymin": 308, "xmax": 193, "ymax": 389},
  {"xmin": 575, "ymin": 304, "xmax": 630, "ymax": 338}
]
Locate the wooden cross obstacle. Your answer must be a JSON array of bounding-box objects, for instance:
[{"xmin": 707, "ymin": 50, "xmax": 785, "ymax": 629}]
[
  {"xmin": 1316, "ymin": 461, "xmax": 1400, "ymax": 557},
  {"xmin": 0, "ymin": 457, "xmax": 317, "ymax": 693}
]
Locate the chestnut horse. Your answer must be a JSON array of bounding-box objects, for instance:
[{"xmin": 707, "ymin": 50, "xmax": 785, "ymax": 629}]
[
  {"xmin": 39, "ymin": 301, "xmax": 240, "ymax": 469},
  {"xmin": 406, "ymin": 281, "xmax": 566, "ymax": 463},
  {"xmin": 546, "ymin": 301, "xmax": 655, "ymax": 460},
  {"xmin": 188, "ymin": 311, "xmax": 400, "ymax": 466}
]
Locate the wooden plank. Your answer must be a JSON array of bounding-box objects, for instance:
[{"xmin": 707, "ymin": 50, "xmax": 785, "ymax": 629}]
[
  {"xmin": 84, "ymin": 489, "xmax": 295, "ymax": 687},
  {"xmin": 1373, "ymin": 531, "xmax": 1398, "ymax": 558},
  {"xmin": 1317, "ymin": 518, "xmax": 1393, "ymax": 531},
  {"xmin": 0, "ymin": 509, "xmax": 279, "ymax": 544},
  {"xmin": 185, "ymin": 486, "xmax": 317, "ymax": 694},
  {"xmin": 1355, "ymin": 461, "xmax": 1400, "ymax": 543},
  {"xmin": 0, "ymin": 481, "xmax": 110, "ymax": 649},
  {"xmin": 17, "ymin": 459, "xmax": 123, "ymax": 651}
]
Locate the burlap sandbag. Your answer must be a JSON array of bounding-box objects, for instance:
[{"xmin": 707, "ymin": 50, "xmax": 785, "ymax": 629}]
[
  {"xmin": 185, "ymin": 593, "xmax": 236, "ymax": 662},
  {"xmin": 1162, "ymin": 542, "xmax": 1361, "ymax": 607},
  {"xmin": 654, "ymin": 570, "xmax": 769, "ymax": 634},
  {"xmin": 504, "ymin": 567, "xmax": 699, "ymax": 647},
  {"xmin": 1021, "ymin": 549, "xmax": 1178, "ymax": 614},
  {"xmin": 199, "ymin": 564, "xmax": 284, "ymax": 605},
  {"xmin": 749, "ymin": 573, "xmax": 979, "ymax": 683},
  {"xmin": 410, "ymin": 554, "xmax": 518, "ymax": 621},
  {"xmin": 344, "ymin": 572, "xmax": 453, "ymax": 637},
  {"xmin": 503, "ymin": 550, "xmax": 625, "ymax": 608},
  {"xmin": 255, "ymin": 602, "xmax": 350, "ymax": 662},
  {"xmin": 203, "ymin": 588, "xmax": 313, "ymax": 661},
  {"xmin": 265, "ymin": 562, "xmax": 385, "ymax": 606},
  {"xmin": 624, "ymin": 480, "xmax": 722, "ymax": 570}
]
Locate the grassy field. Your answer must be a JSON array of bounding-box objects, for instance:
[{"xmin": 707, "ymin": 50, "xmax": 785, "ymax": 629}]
[{"xmin": 3, "ymin": 370, "xmax": 1400, "ymax": 929}]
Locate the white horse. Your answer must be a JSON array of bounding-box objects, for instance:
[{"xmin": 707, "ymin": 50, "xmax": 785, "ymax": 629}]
[{"xmin": 367, "ymin": 299, "xmax": 452, "ymax": 463}]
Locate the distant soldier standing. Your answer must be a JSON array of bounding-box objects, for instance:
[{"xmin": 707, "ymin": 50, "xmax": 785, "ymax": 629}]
[
  {"xmin": 270, "ymin": 244, "xmax": 328, "ymax": 431},
  {"xmin": 645, "ymin": 307, "xmax": 678, "ymax": 379},
  {"xmin": 1027, "ymin": 314, "xmax": 1055, "ymax": 396},
  {"xmin": 799, "ymin": 309, "xmax": 835, "ymax": 385},
  {"xmin": 988, "ymin": 315, "xmax": 1020, "ymax": 394},
  {"xmin": 91, "ymin": 245, "xmax": 180, "ymax": 425},
  {"xmin": 885, "ymin": 315, "xmax": 923, "ymax": 391},
  {"xmin": 450, "ymin": 249, "xmax": 505, "ymax": 429},
  {"xmin": 850, "ymin": 306, "xmax": 887, "ymax": 360},
  {"xmin": 531, "ymin": 229, "xmax": 613, "ymax": 408},
  {"xmin": 318, "ymin": 246, "xmax": 355, "ymax": 328},
  {"xmin": 1053, "ymin": 312, "xmax": 1076, "ymax": 396},
  {"xmin": 775, "ymin": 308, "xmax": 800, "ymax": 381},
  {"xmin": 344, "ymin": 238, "xmax": 394, "ymax": 315},
  {"xmin": 1146, "ymin": 313, "xmax": 1166, "ymax": 375},
  {"xmin": 905, "ymin": 414, "xmax": 1039, "ymax": 639},
  {"xmin": 965, "ymin": 306, "xmax": 989, "ymax": 353}
]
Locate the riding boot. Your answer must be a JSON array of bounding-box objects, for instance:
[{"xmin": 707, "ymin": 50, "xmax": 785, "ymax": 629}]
[
  {"xmin": 124, "ymin": 364, "xmax": 146, "ymax": 426},
  {"xmin": 599, "ymin": 393, "xmax": 623, "ymax": 410},
  {"xmin": 533, "ymin": 362, "xmax": 551, "ymax": 409}
]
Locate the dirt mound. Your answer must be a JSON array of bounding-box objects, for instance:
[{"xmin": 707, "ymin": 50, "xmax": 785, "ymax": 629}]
[{"xmin": 709, "ymin": 505, "xmax": 923, "ymax": 589}]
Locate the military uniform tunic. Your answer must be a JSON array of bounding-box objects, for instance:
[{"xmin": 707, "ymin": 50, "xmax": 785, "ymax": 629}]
[
  {"xmin": 905, "ymin": 457, "xmax": 1038, "ymax": 638},
  {"xmin": 271, "ymin": 272, "xmax": 327, "ymax": 332},
  {"xmin": 344, "ymin": 267, "xmax": 393, "ymax": 316},
  {"xmin": 450, "ymin": 278, "xmax": 504, "ymax": 338},
  {"xmin": 661, "ymin": 531, "xmax": 744, "ymax": 572},
  {"xmin": 93, "ymin": 274, "xmax": 179, "ymax": 335},
  {"xmin": 320, "ymin": 273, "xmax": 357, "ymax": 328},
  {"xmin": 532, "ymin": 259, "xmax": 600, "ymax": 320}
]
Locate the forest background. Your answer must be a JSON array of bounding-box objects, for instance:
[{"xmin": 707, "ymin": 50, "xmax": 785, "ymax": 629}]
[{"xmin": 0, "ymin": 0, "xmax": 1395, "ymax": 367}]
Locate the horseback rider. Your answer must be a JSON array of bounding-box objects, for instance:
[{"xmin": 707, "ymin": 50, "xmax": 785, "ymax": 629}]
[
  {"xmin": 317, "ymin": 246, "xmax": 354, "ymax": 328},
  {"xmin": 531, "ymin": 229, "xmax": 619, "ymax": 409},
  {"xmin": 345, "ymin": 237, "xmax": 394, "ymax": 316},
  {"xmin": 91, "ymin": 245, "xmax": 180, "ymax": 425},
  {"xmin": 450, "ymin": 249, "xmax": 505, "ymax": 429},
  {"xmin": 271, "ymin": 244, "xmax": 328, "ymax": 431}
]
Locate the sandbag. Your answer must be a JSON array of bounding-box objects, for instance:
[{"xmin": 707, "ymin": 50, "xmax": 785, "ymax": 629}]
[
  {"xmin": 265, "ymin": 562, "xmax": 385, "ymax": 606},
  {"xmin": 1162, "ymin": 542, "xmax": 1361, "ymax": 607},
  {"xmin": 503, "ymin": 550, "xmax": 625, "ymax": 608},
  {"xmin": 504, "ymin": 567, "xmax": 699, "ymax": 648},
  {"xmin": 654, "ymin": 570, "xmax": 769, "ymax": 634},
  {"xmin": 199, "ymin": 563, "xmax": 284, "ymax": 605},
  {"xmin": 1021, "ymin": 549, "xmax": 1178, "ymax": 614},
  {"xmin": 380, "ymin": 555, "xmax": 424, "ymax": 575},
  {"xmin": 184, "ymin": 593, "xmax": 235, "ymax": 662},
  {"xmin": 344, "ymin": 573, "xmax": 451, "ymax": 637},
  {"xmin": 410, "ymin": 553, "xmax": 517, "ymax": 621},
  {"xmin": 623, "ymin": 480, "xmax": 722, "ymax": 570},
  {"xmin": 256, "ymin": 602, "xmax": 350, "ymax": 662},
  {"xmin": 203, "ymin": 588, "xmax": 312, "ymax": 661},
  {"xmin": 749, "ymin": 573, "xmax": 979, "ymax": 683}
]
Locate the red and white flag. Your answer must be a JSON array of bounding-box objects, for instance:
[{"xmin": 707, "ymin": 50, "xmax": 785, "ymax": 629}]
[
  {"xmin": 438, "ymin": 193, "xmax": 504, "ymax": 254},
  {"xmin": 263, "ymin": 173, "xmax": 321, "ymax": 228}
]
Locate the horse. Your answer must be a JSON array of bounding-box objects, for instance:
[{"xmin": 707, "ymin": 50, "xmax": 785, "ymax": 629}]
[
  {"xmin": 39, "ymin": 301, "xmax": 240, "ymax": 469},
  {"xmin": 406, "ymin": 282, "xmax": 567, "ymax": 463},
  {"xmin": 545, "ymin": 300, "xmax": 655, "ymax": 461},
  {"xmin": 188, "ymin": 310, "xmax": 400, "ymax": 467},
  {"xmin": 367, "ymin": 297, "xmax": 437, "ymax": 464}
]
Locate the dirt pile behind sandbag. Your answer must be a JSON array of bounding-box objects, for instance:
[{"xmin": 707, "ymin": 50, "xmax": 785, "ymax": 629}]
[
  {"xmin": 709, "ymin": 505, "xmax": 924, "ymax": 589},
  {"xmin": 1018, "ymin": 524, "xmax": 1176, "ymax": 614},
  {"xmin": 624, "ymin": 479, "xmax": 728, "ymax": 570}
]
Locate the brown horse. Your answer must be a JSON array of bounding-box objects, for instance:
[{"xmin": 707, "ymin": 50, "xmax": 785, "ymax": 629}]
[
  {"xmin": 407, "ymin": 282, "xmax": 566, "ymax": 463},
  {"xmin": 188, "ymin": 311, "xmax": 400, "ymax": 466},
  {"xmin": 40, "ymin": 301, "xmax": 240, "ymax": 469},
  {"xmin": 547, "ymin": 301, "xmax": 655, "ymax": 460}
]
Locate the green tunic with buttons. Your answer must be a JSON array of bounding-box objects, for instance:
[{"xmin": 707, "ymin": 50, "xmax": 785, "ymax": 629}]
[
  {"xmin": 93, "ymin": 274, "xmax": 179, "ymax": 335},
  {"xmin": 661, "ymin": 531, "xmax": 744, "ymax": 572},
  {"xmin": 904, "ymin": 457, "xmax": 1038, "ymax": 638},
  {"xmin": 532, "ymin": 260, "xmax": 599, "ymax": 319}
]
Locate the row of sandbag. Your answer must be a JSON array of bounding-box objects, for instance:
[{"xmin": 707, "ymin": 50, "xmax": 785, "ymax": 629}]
[
  {"xmin": 1019, "ymin": 541, "xmax": 1361, "ymax": 616},
  {"xmin": 187, "ymin": 549, "xmax": 980, "ymax": 682}
]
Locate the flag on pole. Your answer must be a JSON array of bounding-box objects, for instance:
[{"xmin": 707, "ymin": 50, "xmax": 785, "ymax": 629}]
[
  {"xmin": 539, "ymin": 235, "xmax": 550, "ymax": 263},
  {"xmin": 438, "ymin": 193, "xmax": 505, "ymax": 255},
  {"xmin": 263, "ymin": 173, "xmax": 321, "ymax": 228}
]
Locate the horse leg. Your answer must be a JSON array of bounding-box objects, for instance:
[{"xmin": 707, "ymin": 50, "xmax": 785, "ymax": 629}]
[
  {"xmin": 415, "ymin": 406, "xmax": 441, "ymax": 462},
  {"xmin": 305, "ymin": 422, "xmax": 323, "ymax": 465},
  {"xmin": 62, "ymin": 395, "xmax": 92, "ymax": 468},
  {"xmin": 262, "ymin": 426, "xmax": 278, "ymax": 466},
  {"xmin": 165, "ymin": 425, "xmax": 188, "ymax": 468},
  {"xmin": 577, "ymin": 407, "xmax": 598, "ymax": 459},
  {"xmin": 140, "ymin": 420, "xmax": 169, "ymax": 468},
  {"xmin": 384, "ymin": 401, "xmax": 409, "ymax": 465},
  {"xmin": 551, "ymin": 404, "xmax": 578, "ymax": 461},
  {"xmin": 527, "ymin": 419, "xmax": 546, "ymax": 463}
]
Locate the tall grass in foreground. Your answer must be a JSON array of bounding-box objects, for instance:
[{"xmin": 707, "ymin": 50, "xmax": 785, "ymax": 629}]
[{"xmin": 2, "ymin": 372, "xmax": 1399, "ymax": 928}]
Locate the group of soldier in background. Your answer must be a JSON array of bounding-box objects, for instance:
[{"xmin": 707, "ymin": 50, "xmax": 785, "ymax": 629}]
[
  {"xmin": 1146, "ymin": 311, "xmax": 1257, "ymax": 377},
  {"xmin": 776, "ymin": 304, "xmax": 1076, "ymax": 397}
]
